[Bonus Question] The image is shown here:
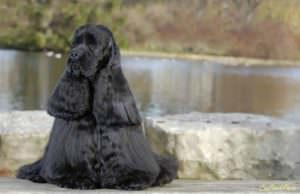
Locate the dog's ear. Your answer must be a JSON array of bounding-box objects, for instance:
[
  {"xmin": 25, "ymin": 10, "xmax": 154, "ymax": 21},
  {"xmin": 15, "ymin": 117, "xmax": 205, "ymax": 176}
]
[
  {"xmin": 93, "ymin": 26, "xmax": 141, "ymax": 125},
  {"xmin": 47, "ymin": 71, "xmax": 91, "ymax": 120},
  {"xmin": 107, "ymin": 38, "xmax": 141, "ymax": 125},
  {"xmin": 96, "ymin": 25, "xmax": 120, "ymax": 67},
  {"xmin": 110, "ymin": 66, "xmax": 142, "ymax": 125},
  {"xmin": 107, "ymin": 37, "xmax": 120, "ymax": 68}
]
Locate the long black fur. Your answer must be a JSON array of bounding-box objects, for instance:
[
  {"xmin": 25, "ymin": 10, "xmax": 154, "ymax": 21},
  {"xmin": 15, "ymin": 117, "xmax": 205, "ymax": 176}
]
[{"xmin": 17, "ymin": 24, "xmax": 177, "ymax": 190}]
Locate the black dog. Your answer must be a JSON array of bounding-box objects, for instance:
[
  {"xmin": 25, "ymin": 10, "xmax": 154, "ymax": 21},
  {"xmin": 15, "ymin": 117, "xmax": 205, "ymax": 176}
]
[{"xmin": 17, "ymin": 24, "xmax": 177, "ymax": 190}]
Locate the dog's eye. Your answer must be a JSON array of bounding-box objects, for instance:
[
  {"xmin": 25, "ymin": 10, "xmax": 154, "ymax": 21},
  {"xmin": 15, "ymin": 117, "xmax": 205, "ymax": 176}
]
[
  {"xmin": 71, "ymin": 37, "xmax": 83, "ymax": 47},
  {"xmin": 85, "ymin": 34, "xmax": 96, "ymax": 46}
]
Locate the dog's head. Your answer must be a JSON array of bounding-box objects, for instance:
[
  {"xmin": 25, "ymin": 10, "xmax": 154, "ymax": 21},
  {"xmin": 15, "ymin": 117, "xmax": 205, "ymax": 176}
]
[
  {"xmin": 67, "ymin": 24, "xmax": 120, "ymax": 77},
  {"xmin": 48, "ymin": 24, "xmax": 141, "ymax": 124}
]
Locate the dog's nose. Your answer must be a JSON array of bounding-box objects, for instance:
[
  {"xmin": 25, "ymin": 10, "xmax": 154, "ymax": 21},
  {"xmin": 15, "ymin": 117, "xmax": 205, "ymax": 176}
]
[{"xmin": 69, "ymin": 51, "xmax": 80, "ymax": 61}]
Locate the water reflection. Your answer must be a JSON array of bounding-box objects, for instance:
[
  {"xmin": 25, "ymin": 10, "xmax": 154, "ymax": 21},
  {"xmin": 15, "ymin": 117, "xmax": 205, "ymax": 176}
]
[
  {"xmin": 0, "ymin": 50, "xmax": 64, "ymax": 110},
  {"xmin": 0, "ymin": 49, "xmax": 300, "ymax": 119}
]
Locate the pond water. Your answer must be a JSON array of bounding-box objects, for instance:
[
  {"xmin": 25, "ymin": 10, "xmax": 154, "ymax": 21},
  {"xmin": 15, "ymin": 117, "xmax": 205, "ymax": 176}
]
[{"xmin": 1, "ymin": 49, "xmax": 300, "ymax": 120}]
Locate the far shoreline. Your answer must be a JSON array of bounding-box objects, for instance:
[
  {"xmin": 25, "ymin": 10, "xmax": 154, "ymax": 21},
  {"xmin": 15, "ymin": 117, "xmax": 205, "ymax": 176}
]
[
  {"xmin": 1, "ymin": 47, "xmax": 300, "ymax": 67},
  {"xmin": 123, "ymin": 50, "xmax": 300, "ymax": 67}
]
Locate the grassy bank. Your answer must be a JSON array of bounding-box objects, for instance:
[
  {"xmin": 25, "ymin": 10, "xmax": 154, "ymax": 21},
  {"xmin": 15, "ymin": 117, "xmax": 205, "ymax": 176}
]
[
  {"xmin": 0, "ymin": 0, "xmax": 127, "ymax": 51},
  {"xmin": 122, "ymin": 50, "xmax": 300, "ymax": 66},
  {"xmin": 2, "ymin": 0, "xmax": 300, "ymax": 60}
]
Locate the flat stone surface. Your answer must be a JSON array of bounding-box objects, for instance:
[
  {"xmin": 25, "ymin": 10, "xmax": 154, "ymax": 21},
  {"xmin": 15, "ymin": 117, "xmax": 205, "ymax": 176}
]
[
  {"xmin": 144, "ymin": 112, "xmax": 300, "ymax": 180},
  {"xmin": 0, "ymin": 111, "xmax": 53, "ymax": 134},
  {"xmin": 0, "ymin": 111, "xmax": 53, "ymax": 175},
  {"xmin": 0, "ymin": 178, "xmax": 300, "ymax": 194}
]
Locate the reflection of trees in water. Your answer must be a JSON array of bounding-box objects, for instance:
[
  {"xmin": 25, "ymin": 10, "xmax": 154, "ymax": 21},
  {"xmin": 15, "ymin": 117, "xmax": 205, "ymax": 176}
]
[
  {"xmin": 124, "ymin": 59, "xmax": 300, "ymax": 117},
  {"xmin": 123, "ymin": 65, "xmax": 152, "ymax": 116},
  {"xmin": 212, "ymin": 71, "xmax": 300, "ymax": 117},
  {"xmin": 149, "ymin": 62, "xmax": 215, "ymax": 115},
  {"xmin": 20, "ymin": 53, "xmax": 64, "ymax": 110},
  {"xmin": 17, "ymin": 52, "xmax": 40, "ymax": 109},
  {"xmin": 124, "ymin": 59, "xmax": 215, "ymax": 116},
  {"xmin": 148, "ymin": 61, "xmax": 214, "ymax": 115},
  {"xmin": 0, "ymin": 50, "xmax": 21, "ymax": 110},
  {"xmin": 0, "ymin": 50, "xmax": 65, "ymax": 110}
]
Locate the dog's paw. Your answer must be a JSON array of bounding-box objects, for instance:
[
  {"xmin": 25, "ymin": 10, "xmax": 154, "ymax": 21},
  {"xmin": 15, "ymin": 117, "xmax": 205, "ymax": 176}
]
[
  {"xmin": 57, "ymin": 179, "xmax": 97, "ymax": 190},
  {"xmin": 152, "ymin": 174, "xmax": 171, "ymax": 186},
  {"xmin": 115, "ymin": 183, "xmax": 148, "ymax": 190}
]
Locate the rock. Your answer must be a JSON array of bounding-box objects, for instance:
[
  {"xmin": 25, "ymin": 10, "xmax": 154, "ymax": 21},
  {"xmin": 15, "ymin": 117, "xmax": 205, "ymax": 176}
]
[
  {"xmin": 144, "ymin": 112, "xmax": 300, "ymax": 180},
  {"xmin": 0, "ymin": 111, "xmax": 53, "ymax": 175},
  {"xmin": 0, "ymin": 177, "xmax": 299, "ymax": 193}
]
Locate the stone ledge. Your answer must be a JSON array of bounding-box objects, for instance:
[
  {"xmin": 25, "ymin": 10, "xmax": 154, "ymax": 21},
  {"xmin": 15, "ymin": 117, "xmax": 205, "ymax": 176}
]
[
  {"xmin": 144, "ymin": 112, "xmax": 300, "ymax": 180},
  {"xmin": 0, "ymin": 178, "xmax": 300, "ymax": 194},
  {"xmin": 0, "ymin": 111, "xmax": 53, "ymax": 175},
  {"xmin": 1, "ymin": 111, "xmax": 300, "ymax": 180}
]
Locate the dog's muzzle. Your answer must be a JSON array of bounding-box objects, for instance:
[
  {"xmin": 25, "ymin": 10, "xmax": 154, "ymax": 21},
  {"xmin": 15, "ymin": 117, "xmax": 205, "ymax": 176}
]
[
  {"xmin": 67, "ymin": 63, "xmax": 80, "ymax": 76},
  {"xmin": 67, "ymin": 45, "xmax": 88, "ymax": 76}
]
